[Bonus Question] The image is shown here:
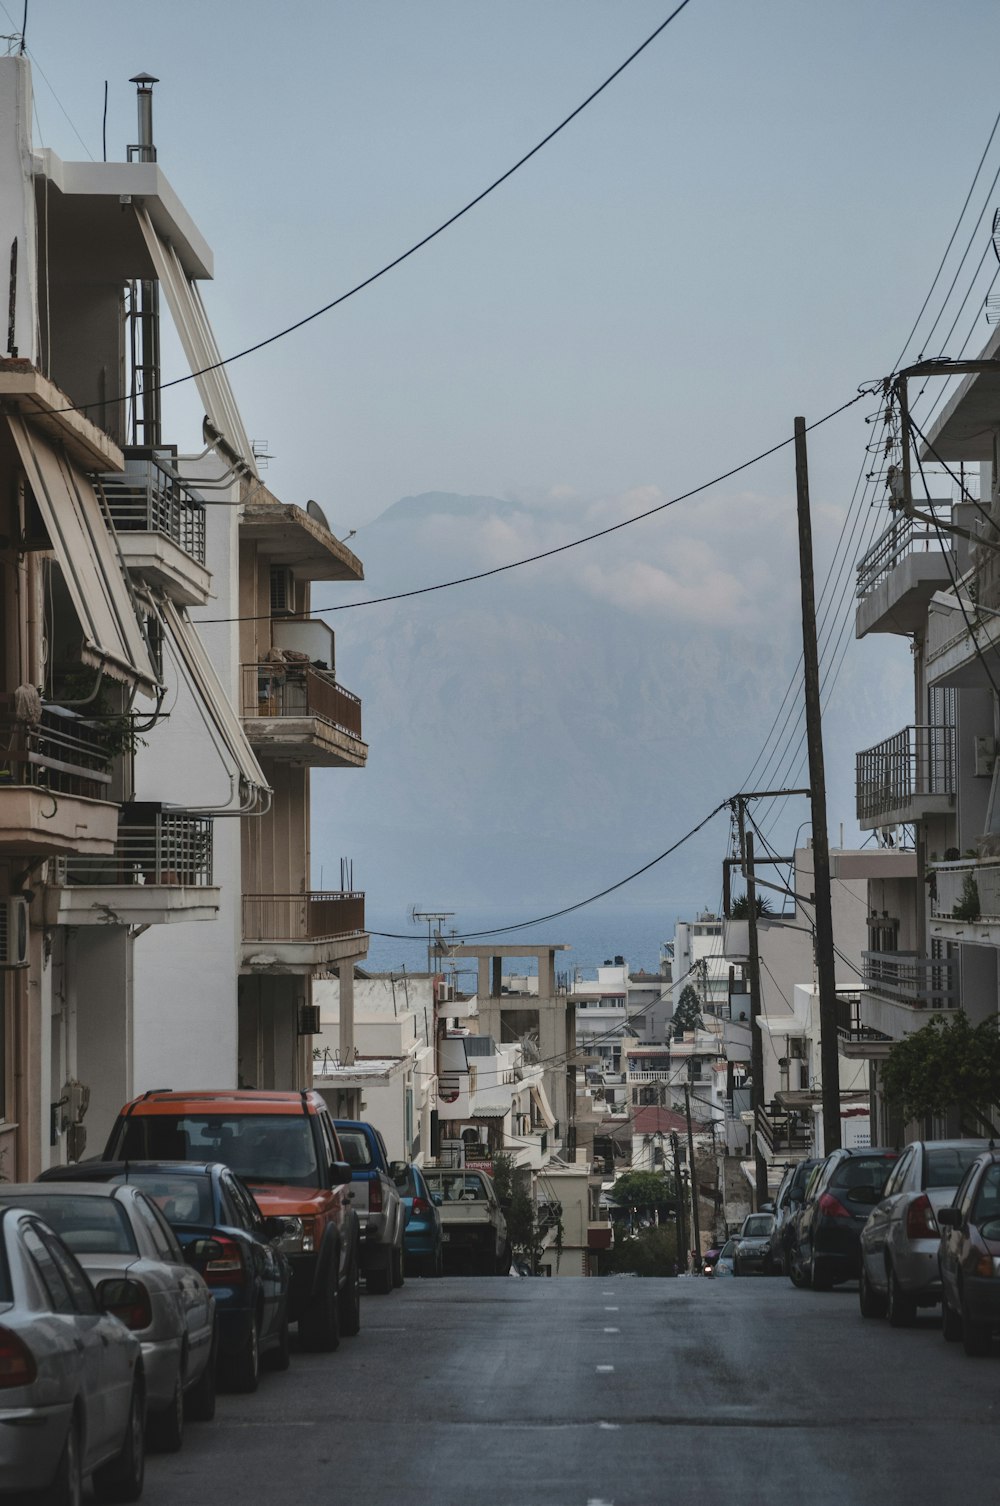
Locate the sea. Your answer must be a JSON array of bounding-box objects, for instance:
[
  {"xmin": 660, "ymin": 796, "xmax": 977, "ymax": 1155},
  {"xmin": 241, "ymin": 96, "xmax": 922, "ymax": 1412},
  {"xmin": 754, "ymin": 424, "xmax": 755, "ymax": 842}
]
[{"xmin": 363, "ymin": 905, "xmax": 675, "ymax": 983}]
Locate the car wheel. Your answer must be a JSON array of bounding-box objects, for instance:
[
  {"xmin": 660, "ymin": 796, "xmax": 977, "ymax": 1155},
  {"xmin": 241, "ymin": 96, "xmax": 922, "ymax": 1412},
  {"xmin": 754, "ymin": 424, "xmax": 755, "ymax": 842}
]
[
  {"xmin": 43, "ymin": 1412, "xmax": 83, "ymax": 1506},
  {"xmin": 339, "ymin": 1248, "xmax": 362, "ymax": 1337},
  {"xmin": 184, "ymin": 1330, "xmax": 217, "ymax": 1421},
  {"xmin": 392, "ymin": 1239, "xmax": 405, "ymax": 1288},
  {"xmin": 366, "ymin": 1248, "xmax": 393, "ymax": 1295},
  {"xmin": 92, "ymin": 1379, "xmax": 145, "ymax": 1504},
  {"xmin": 301, "ymin": 1272, "xmax": 342, "ymax": 1351},
  {"xmin": 809, "ymin": 1254, "xmax": 832, "ymax": 1292},
  {"xmin": 962, "ymin": 1295, "xmax": 992, "ymax": 1357},
  {"xmin": 147, "ymin": 1376, "xmax": 184, "ymax": 1452},
  {"xmin": 789, "ymin": 1247, "xmax": 810, "ymax": 1289},
  {"xmin": 858, "ymin": 1261, "xmax": 886, "ymax": 1319},
  {"xmin": 263, "ymin": 1307, "xmax": 291, "ymax": 1371},
  {"xmin": 941, "ymin": 1293, "xmax": 963, "ymax": 1343},
  {"xmin": 225, "ymin": 1315, "xmax": 261, "ymax": 1392},
  {"xmin": 886, "ymin": 1263, "xmax": 917, "ymax": 1328}
]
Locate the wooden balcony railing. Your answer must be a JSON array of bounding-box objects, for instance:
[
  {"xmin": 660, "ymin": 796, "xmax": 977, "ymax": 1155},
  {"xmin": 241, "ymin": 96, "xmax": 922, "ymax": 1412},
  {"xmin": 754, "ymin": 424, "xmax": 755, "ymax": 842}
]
[
  {"xmin": 242, "ymin": 891, "xmax": 365, "ymax": 943},
  {"xmin": 242, "ymin": 664, "xmax": 362, "ymax": 739}
]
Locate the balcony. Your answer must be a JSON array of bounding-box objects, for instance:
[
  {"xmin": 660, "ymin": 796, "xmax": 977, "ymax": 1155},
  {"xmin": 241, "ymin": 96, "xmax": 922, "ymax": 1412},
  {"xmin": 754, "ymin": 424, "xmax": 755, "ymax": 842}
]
[
  {"xmin": 45, "ymin": 809, "xmax": 220, "ymax": 927},
  {"xmin": 0, "ymin": 705, "xmax": 119, "ymax": 856},
  {"xmin": 857, "ymin": 950, "xmax": 958, "ymax": 1040},
  {"xmin": 753, "ymin": 1105, "xmax": 812, "ymax": 1162},
  {"xmin": 242, "ymin": 664, "xmax": 366, "ymax": 768},
  {"xmin": 241, "ymin": 890, "xmax": 367, "ymax": 972},
  {"xmin": 855, "ymin": 724, "xmax": 955, "ymax": 829},
  {"xmin": 835, "ymin": 989, "xmax": 893, "ymax": 1060},
  {"xmin": 929, "ymin": 858, "xmax": 1000, "ymax": 947},
  {"xmin": 101, "ymin": 451, "xmax": 211, "ymax": 606},
  {"xmin": 855, "ymin": 511, "xmax": 955, "ymax": 637}
]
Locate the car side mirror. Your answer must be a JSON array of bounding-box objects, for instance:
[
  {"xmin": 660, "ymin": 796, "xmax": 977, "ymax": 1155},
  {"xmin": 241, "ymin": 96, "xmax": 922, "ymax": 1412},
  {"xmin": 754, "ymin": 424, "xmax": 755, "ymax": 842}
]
[
  {"xmin": 185, "ymin": 1237, "xmax": 224, "ymax": 1265},
  {"xmin": 938, "ymin": 1206, "xmax": 961, "ymax": 1229},
  {"xmin": 330, "ymin": 1161, "xmax": 353, "ymax": 1187},
  {"xmin": 759, "ymin": 1202, "xmax": 774, "ymax": 1214}
]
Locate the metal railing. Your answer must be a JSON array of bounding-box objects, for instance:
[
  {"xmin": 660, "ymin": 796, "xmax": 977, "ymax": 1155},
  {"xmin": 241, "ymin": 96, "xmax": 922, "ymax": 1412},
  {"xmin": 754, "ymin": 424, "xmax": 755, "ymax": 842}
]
[
  {"xmin": 0, "ymin": 706, "xmax": 115, "ymax": 801},
  {"xmin": 59, "ymin": 812, "xmax": 214, "ymax": 886},
  {"xmin": 931, "ymin": 860, "xmax": 1000, "ymax": 924},
  {"xmin": 855, "ymin": 723, "xmax": 954, "ymax": 823},
  {"xmin": 861, "ymin": 950, "xmax": 957, "ymax": 1009},
  {"xmin": 757, "ymin": 1105, "xmax": 811, "ymax": 1157},
  {"xmin": 242, "ymin": 891, "xmax": 365, "ymax": 943},
  {"xmin": 242, "ymin": 664, "xmax": 362, "ymax": 739},
  {"xmin": 101, "ymin": 452, "xmax": 206, "ymax": 565},
  {"xmin": 836, "ymin": 990, "xmax": 893, "ymax": 1044},
  {"xmin": 856, "ymin": 510, "xmax": 951, "ymax": 596}
]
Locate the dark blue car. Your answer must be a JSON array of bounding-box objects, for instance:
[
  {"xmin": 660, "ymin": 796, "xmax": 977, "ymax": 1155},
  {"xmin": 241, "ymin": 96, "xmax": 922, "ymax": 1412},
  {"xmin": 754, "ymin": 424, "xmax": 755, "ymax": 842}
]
[
  {"xmin": 397, "ymin": 1163, "xmax": 444, "ymax": 1277},
  {"xmin": 38, "ymin": 1159, "xmax": 291, "ymax": 1392}
]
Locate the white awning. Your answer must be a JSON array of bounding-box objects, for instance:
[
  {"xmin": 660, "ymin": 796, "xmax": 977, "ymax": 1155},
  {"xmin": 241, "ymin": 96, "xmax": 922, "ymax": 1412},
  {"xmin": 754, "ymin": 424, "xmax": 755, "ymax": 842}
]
[
  {"xmin": 134, "ymin": 207, "xmax": 258, "ymax": 479},
  {"xmin": 530, "ymin": 1082, "xmax": 557, "ymax": 1131},
  {"xmin": 7, "ymin": 413, "xmax": 158, "ymax": 691},
  {"xmin": 155, "ymin": 595, "xmax": 269, "ymax": 812}
]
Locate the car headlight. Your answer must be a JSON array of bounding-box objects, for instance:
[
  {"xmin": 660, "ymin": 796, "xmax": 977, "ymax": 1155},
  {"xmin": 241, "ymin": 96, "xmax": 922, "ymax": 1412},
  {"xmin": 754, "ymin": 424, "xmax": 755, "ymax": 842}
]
[{"xmin": 276, "ymin": 1216, "xmax": 315, "ymax": 1254}]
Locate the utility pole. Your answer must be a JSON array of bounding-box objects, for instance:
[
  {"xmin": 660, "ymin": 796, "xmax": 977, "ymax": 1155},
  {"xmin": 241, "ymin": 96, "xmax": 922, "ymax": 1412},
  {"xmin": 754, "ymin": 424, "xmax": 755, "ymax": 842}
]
[
  {"xmin": 670, "ymin": 1129, "xmax": 687, "ymax": 1267},
  {"xmin": 736, "ymin": 806, "xmax": 770, "ymax": 1205},
  {"xmin": 683, "ymin": 1083, "xmax": 702, "ymax": 1262},
  {"xmin": 794, "ymin": 417, "xmax": 841, "ymax": 1154}
]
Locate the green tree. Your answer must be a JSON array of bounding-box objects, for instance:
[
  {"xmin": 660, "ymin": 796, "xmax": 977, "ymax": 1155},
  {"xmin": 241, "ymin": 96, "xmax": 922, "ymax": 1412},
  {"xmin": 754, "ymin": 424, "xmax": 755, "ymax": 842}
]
[
  {"xmin": 673, "ymin": 984, "xmax": 703, "ymax": 1033},
  {"xmin": 490, "ymin": 1151, "xmax": 516, "ymax": 1206},
  {"xmin": 610, "ymin": 1170, "xmax": 677, "ymax": 1216},
  {"xmin": 880, "ymin": 1012, "xmax": 1000, "ymax": 1135},
  {"xmin": 506, "ymin": 1185, "xmax": 547, "ymax": 1272},
  {"xmin": 730, "ymin": 893, "xmax": 773, "ymax": 918},
  {"xmin": 602, "ymin": 1225, "xmax": 679, "ymax": 1277}
]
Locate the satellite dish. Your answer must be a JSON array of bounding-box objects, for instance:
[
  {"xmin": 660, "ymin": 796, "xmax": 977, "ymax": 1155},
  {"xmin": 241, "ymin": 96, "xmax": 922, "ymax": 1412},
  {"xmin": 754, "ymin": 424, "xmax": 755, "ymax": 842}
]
[{"xmin": 306, "ymin": 499, "xmax": 332, "ymax": 533}]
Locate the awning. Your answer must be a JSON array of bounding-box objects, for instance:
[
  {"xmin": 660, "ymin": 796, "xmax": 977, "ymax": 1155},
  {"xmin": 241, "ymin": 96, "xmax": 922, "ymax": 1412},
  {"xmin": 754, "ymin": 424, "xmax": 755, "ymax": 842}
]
[
  {"xmin": 7, "ymin": 413, "xmax": 158, "ymax": 690},
  {"xmin": 530, "ymin": 1081, "xmax": 557, "ymax": 1131},
  {"xmin": 155, "ymin": 595, "xmax": 269, "ymax": 812},
  {"xmin": 134, "ymin": 207, "xmax": 257, "ymax": 479}
]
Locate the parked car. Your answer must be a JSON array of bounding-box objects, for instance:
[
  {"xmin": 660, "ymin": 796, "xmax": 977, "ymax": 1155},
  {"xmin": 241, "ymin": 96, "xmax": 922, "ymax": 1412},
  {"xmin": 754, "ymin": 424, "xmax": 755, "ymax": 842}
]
[
  {"xmin": 0, "ymin": 1181, "xmax": 215, "ymax": 1453},
  {"xmin": 40, "ymin": 1159, "xmax": 293, "ymax": 1391},
  {"xmin": 733, "ymin": 1212, "xmax": 776, "ymax": 1276},
  {"xmin": 396, "ymin": 1163, "xmax": 444, "ymax": 1277},
  {"xmin": 0, "ymin": 1202, "xmax": 146, "ymax": 1502},
  {"xmin": 767, "ymin": 1158, "xmax": 821, "ymax": 1275},
  {"xmin": 708, "ymin": 1237, "xmax": 737, "ymax": 1277},
  {"xmin": 859, "ymin": 1138, "xmax": 990, "ymax": 1326},
  {"xmin": 788, "ymin": 1148, "xmax": 899, "ymax": 1290},
  {"xmin": 333, "ymin": 1120, "xmax": 407, "ymax": 1293},
  {"xmin": 938, "ymin": 1149, "xmax": 1000, "ymax": 1355},
  {"xmin": 422, "ymin": 1169, "xmax": 511, "ymax": 1275},
  {"xmin": 103, "ymin": 1089, "xmax": 361, "ymax": 1352}
]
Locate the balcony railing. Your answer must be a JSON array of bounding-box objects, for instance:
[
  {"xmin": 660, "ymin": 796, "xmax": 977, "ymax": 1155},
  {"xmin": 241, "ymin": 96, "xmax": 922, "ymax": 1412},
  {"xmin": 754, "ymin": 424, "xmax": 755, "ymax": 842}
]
[
  {"xmin": 757, "ymin": 1105, "xmax": 811, "ymax": 1157},
  {"xmin": 58, "ymin": 812, "xmax": 213, "ymax": 887},
  {"xmin": 242, "ymin": 891, "xmax": 365, "ymax": 943},
  {"xmin": 931, "ymin": 860, "xmax": 1000, "ymax": 924},
  {"xmin": 856, "ymin": 723, "xmax": 954, "ymax": 823},
  {"xmin": 856, "ymin": 511, "xmax": 950, "ymax": 597},
  {"xmin": 0, "ymin": 706, "xmax": 115, "ymax": 801},
  {"xmin": 242, "ymin": 664, "xmax": 362, "ymax": 739},
  {"xmin": 101, "ymin": 452, "xmax": 206, "ymax": 565},
  {"xmin": 861, "ymin": 950, "xmax": 957, "ymax": 1009},
  {"xmin": 836, "ymin": 990, "xmax": 893, "ymax": 1044}
]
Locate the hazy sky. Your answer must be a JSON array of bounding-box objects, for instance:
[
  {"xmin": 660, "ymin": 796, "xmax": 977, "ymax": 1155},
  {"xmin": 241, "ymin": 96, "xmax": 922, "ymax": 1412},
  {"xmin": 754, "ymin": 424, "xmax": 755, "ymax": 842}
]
[{"xmin": 10, "ymin": 1, "xmax": 1000, "ymax": 944}]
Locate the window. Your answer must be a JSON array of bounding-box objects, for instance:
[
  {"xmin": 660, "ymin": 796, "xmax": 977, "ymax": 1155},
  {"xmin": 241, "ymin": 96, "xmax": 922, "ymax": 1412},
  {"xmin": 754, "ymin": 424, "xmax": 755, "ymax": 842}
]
[
  {"xmin": 12, "ymin": 1195, "xmax": 137, "ymax": 1256},
  {"xmin": 971, "ymin": 1164, "xmax": 1000, "ymax": 1226},
  {"xmin": 39, "ymin": 1230, "xmax": 97, "ymax": 1315},
  {"xmin": 132, "ymin": 1194, "xmax": 183, "ymax": 1263},
  {"xmin": 117, "ymin": 1173, "xmax": 214, "ymax": 1226},
  {"xmin": 23, "ymin": 1223, "xmax": 76, "ymax": 1313},
  {"xmin": 226, "ymin": 1175, "xmax": 265, "ymax": 1235},
  {"xmin": 117, "ymin": 1112, "xmax": 320, "ymax": 1188},
  {"xmin": 338, "ymin": 1130, "xmax": 374, "ymax": 1169},
  {"xmin": 925, "ymin": 1146, "xmax": 986, "ymax": 1191}
]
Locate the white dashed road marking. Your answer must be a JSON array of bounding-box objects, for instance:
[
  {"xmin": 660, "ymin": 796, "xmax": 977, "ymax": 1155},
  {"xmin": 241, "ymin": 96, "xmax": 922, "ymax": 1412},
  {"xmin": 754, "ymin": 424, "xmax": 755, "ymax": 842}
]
[
  {"xmin": 596, "ymin": 1364, "xmax": 615, "ymax": 1374},
  {"xmin": 603, "ymin": 1326, "xmax": 619, "ymax": 1333}
]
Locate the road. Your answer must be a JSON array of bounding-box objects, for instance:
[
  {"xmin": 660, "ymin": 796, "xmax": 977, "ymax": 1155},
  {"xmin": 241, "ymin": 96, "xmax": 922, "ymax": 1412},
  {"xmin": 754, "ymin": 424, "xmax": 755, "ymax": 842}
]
[{"xmin": 143, "ymin": 1276, "xmax": 998, "ymax": 1506}]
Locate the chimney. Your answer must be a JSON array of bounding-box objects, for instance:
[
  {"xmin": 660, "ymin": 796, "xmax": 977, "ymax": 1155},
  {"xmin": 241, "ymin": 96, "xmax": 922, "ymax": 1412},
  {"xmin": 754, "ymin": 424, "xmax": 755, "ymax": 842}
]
[{"xmin": 129, "ymin": 72, "xmax": 158, "ymax": 162}]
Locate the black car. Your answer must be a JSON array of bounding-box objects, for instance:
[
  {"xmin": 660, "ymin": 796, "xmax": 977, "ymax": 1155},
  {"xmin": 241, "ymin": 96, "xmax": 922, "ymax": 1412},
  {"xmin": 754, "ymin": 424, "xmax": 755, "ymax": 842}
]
[
  {"xmin": 767, "ymin": 1158, "xmax": 821, "ymax": 1276},
  {"xmin": 789, "ymin": 1148, "xmax": 899, "ymax": 1291},
  {"xmin": 938, "ymin": 1149, "xmax": 1000, "ymax": 1355},
  {"xmin": 39, "ymin": 1159, "xmax": 291, "ymax": 1391}
]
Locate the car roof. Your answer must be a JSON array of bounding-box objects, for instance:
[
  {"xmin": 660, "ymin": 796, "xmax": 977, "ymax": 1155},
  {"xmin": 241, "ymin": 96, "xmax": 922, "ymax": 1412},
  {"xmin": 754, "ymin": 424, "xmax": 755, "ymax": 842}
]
[
  {"xmin": 120, "ymin": 1089, "xmax": 323, "ymax": 1115},
  {"xmin": 38, "ymin": 1160, "xmax": 223, "ymax": 1183},
  {"xmin": 2, "ymin": 1181, "xmax": 133, "ymax": 1200}
]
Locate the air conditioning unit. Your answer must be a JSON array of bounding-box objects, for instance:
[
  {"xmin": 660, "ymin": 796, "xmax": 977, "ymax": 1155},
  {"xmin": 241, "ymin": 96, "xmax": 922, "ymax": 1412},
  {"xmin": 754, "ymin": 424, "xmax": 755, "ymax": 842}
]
[
  {"xmin": 0, "ymin": 897, "xmax": 29, "ymax": 968},
  {"xmin": 270, "ymin": 566, "xmax": 296, "ymax": 616},
  {"xmin": 297, "ymin": 1003, "xmax": 322, "ymax": 1036}
]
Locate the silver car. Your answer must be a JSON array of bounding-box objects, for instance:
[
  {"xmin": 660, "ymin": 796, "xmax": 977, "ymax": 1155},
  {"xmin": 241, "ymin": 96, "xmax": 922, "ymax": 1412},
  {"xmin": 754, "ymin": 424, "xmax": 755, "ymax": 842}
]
[
  {"xmin": 0, "ymin": 1203, "xmax": 145, "ymax": 1501},
  {"xmin": 733, "ymin": 1213, "xmax": 776, "ymax": 1275},
  {"xmin": 859, "ymin": 1139, "xmax": 991, "ymax": 1325},
  {"xmin": 2, "ymin": 1183, "xmax": 215, "ymax": 1452}
]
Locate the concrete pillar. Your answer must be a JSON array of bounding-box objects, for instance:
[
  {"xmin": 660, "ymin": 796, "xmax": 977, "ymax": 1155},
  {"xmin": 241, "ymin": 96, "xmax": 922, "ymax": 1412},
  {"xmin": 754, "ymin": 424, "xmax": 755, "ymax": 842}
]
[
  {"xmin": 539, "ymin": 948, "xmax": 555, "ymax": 999},
  {"xmin": 478, "ymin": 954, "xmax": 491, "ymax": 1003},
  {"xmin": 339, "ymin": 961, "xmax": 355, "ymax": 1065}
]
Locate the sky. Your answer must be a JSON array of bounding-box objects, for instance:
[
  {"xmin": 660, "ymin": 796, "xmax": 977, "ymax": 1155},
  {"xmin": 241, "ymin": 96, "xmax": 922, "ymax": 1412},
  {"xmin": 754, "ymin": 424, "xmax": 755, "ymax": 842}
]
[{"xmin": 9, "ymin": 0, "xmax": 1000, "ymax": 954}]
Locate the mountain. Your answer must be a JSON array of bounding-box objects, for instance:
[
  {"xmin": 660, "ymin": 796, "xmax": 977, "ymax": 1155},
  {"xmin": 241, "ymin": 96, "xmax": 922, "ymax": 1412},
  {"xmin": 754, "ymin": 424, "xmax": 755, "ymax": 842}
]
[{"xmin": 310, "ymin": 490, "xmax": 907, "ymax": 935}]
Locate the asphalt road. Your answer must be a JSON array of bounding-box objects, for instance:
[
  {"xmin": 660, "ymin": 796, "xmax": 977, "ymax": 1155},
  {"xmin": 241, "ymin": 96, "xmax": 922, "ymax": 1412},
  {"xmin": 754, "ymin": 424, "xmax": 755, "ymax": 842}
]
[{"xmin": 141, "ymin": 1275, "xmax": 1000, "ymax": 1506}]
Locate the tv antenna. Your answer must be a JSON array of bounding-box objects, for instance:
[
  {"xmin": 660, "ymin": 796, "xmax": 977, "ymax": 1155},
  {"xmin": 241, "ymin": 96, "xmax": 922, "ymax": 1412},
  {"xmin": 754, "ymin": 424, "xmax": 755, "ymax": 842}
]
[{"xmin": 411, "ymin": 907, "xmax": 455, "ymax": 974}]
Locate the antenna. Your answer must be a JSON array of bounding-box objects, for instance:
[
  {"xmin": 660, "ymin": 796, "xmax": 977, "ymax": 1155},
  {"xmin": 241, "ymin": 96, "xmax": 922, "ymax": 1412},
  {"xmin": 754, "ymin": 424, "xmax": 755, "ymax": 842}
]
[{"xmin": 412, "ymin": 907, "xmax": 455, "ymax": 975}]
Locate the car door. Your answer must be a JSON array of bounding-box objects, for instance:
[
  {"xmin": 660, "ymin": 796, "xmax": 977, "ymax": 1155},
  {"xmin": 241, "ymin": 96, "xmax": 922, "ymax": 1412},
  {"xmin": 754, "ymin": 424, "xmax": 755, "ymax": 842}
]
[
  {"xmin": 798, "ymin": 1158, "xmax": 834, "ymax": 1264},
  {"xmin": 865, "ymin": 1146, "xmax": 914, "ymax": 1274}
]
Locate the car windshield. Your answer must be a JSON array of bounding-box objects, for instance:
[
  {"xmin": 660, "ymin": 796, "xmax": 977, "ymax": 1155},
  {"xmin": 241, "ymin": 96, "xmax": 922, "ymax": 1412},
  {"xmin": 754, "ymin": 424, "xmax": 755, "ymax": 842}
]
[
  {"xmin": 111, "ymin": 1173, "xmax": 215, "ymax": 1226},
  {"xmin": 925, "ymin": 1146, "xmax": 986, "ymax": 1189},
  {"xmin": 10, "ymin": 1195, "xmax": 137, "ymax": 1255},
  {"xmin": 972, "ymin": 1164, "xmax": 1000, "ymax": 1225},
  {"xmin": 830, "ymin": 1156, "xmax": 896, "ymax": 1194},
  {"xmin": 742, "ymin": 1215, "xmax": 773, "ymax": 1237},
  {"xmin": 424, "ymin": 1173, "xmax": 487, "ymax": 1202},
  {"xmin": 338, "ymin": 1131, "xmax": 374, "ymax": 1169},
  {"xmin": 116, "ymin": 1114, "xmax": 319, "ymax": 1188}
]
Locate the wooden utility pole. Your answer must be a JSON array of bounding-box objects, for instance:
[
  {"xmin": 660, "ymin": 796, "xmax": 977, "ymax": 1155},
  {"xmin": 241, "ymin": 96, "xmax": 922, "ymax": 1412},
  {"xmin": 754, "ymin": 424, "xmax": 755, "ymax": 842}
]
[
  {"xmin": 683, "ymin": 1083, "xmax": 702, "ymax": 1261},
  {"xmin": 794, "ymin": 417, "xmax": 841, "ymax": 1154},
  {"xmin": 737, "ymin": 806, "xmax": 770, "ymax": 1205}
]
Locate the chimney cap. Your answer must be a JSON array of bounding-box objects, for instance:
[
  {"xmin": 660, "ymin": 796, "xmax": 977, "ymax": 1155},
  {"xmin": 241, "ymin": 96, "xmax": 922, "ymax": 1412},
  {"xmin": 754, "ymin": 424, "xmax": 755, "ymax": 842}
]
[{"xmin": 129, "ymin": 72, "xmax": 159, "ymax": 87}]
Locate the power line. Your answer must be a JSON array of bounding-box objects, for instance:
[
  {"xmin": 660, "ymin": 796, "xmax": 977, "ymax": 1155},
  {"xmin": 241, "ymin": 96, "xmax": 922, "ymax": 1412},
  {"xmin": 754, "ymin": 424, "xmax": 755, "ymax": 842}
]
[
  {"xmin": 200, "ymin": 391, "xmax": 871, "ymax": 625},
  {"xmin": 49, "ymin": 2, "xmax": 696, "ymax": 418}
]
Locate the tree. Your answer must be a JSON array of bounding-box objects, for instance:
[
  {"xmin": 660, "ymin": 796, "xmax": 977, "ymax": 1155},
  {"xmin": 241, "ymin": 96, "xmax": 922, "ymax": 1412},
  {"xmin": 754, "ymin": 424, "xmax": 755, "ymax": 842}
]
[
  {"xmin": 610, "ymin": 1170, "xmax": 677, "ymax": 1217},
  {"xmin": 602, "ymin": 1225, "xmax": 679, "ymax": 1277},
  {"xmin": 673, "ymin": 984, "xmax": 703, "ymax": 1034},
  {"xmin": 879, "ymin": 1012, "xmax": 1000, "ymax": 1135},
  {"xmin": 506, "ymin": 1185, "xmax": 548, "ymax": 1273},
  {"xmin": 730, "ymin": 892, "xmax": 774, "ymax": 918},
  {"xmin": 490, "ymin": 1151, "xmax": 516, "ymax": 1206}
]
